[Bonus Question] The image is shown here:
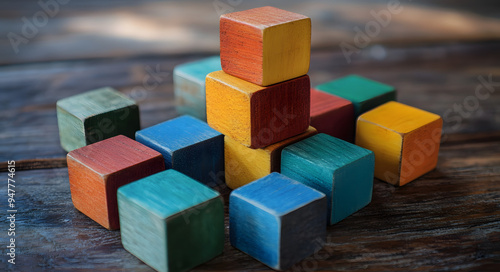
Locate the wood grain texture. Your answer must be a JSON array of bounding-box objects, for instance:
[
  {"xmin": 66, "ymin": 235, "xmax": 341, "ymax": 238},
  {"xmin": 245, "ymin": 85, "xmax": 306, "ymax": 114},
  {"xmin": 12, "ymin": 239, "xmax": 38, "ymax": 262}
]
[
  {"xmin": 118, "ymin": 169, "xmax": 224, "ymax": 272},
  {"xmin": 135, "ymin": 115, "xmax": 224, "ymax": 186},
  {"xmin": 67, "ymin": 135, "xmax": 165, "ymax": 230},
  {"xmin": 356, "ymin": 101, "xmax": 443, "ymax": 186},
  {"xmin": 220, "ymin": 6, "xmax": 310, "ymax": 86},
  {"xmin": 230, "ymin": 172, "xmax": 327, "ymax": 270},
  {"xmin": 281, "ymin": 133, "xmax": 375, "ymax": 225},
  {"xmin": 315, "ymin": 75, "xmax": 396, "ymax": 117},
  {"xmin": 173, "ymin": 56, "xmax": 221, "ymax": 121},
  {"xmin": 225, "ymin": 127, "xmax": 317, "ymax": 189},
  {"xmin": 1, "ymin": 42, "xmax": 499, "ymax": 271},
  {"xmin": 56, "ymin": 87, "xmax": 140, "ymax": 152},
  {"xmin": 310, "ymin": 88, "xmax": 355, "ymax": 142},
  {"xmin": 206, "ymin": 70, "xmax": 310, "ymax": 148}
]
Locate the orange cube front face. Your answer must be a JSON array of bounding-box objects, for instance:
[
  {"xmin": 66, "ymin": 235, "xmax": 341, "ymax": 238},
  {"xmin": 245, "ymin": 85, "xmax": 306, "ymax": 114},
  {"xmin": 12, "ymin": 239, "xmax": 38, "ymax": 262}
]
[
  {"xmin": 356, "ymin": 101, "xmax": 442, "ymax": 186},
  {"xmin": 206, "ymin": 70, "xmax": 310, "ymax": 149},
  {"xmin": 220, "ymin": 6, "xmax": 311, "ymax": 86},
  {"xmin": 67, "ymin": 135, "xmax": 165, "ymax": 230}
]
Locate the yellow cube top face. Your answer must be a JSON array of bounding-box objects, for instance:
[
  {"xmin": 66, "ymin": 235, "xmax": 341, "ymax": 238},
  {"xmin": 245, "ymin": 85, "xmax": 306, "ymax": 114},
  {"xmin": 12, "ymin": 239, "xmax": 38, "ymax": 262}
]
[
  {"xmin": 262, "ymin": 17, "xmax": 311, "ymax": 86},
  {"xmin": 359, "ymin": 101, "xmax": 441, "ymax": 134}
]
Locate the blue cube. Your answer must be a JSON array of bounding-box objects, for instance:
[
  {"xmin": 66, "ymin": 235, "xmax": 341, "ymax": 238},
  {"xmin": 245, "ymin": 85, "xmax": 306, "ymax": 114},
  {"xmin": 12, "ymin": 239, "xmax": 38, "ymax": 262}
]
[
  {"xmin": 135, "ymin": 115, "xmax": 224, "ymax": 186},
  {"xmin": 281, "ymin": 133, "xmax": 375, "ymax": 225},
  {"xmin": 174, "ymin": 56, "xmax": 222, "ymax": 121},
  {"xmin": 230, "ymin": 172, "xmax": 327, "ymax": 270},
  {"xmin": 118, "ymin": 169, "xmax": 224, "ymax": 272}
]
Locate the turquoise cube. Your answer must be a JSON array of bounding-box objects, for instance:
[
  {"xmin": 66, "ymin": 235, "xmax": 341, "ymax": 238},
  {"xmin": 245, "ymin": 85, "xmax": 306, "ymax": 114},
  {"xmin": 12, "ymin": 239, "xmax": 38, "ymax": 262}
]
[
  {"xmin": 230, "ymin": 173, "xmax": 327, "ymax": 270},
  {"xmin": 135, "ymin": 115, "xmax": 224, "ymax": 186},
  {"xmin": 174, "ymin": 56, "xmax": 222, "ymax": 121},
  {"xmin": 315, "ymin": 75, "xmax": 395, "ymax": 117},
  {"xmin": 56, "ymin": 87, "xmax": 140, "ymax": 152},
  {"xmin": 118, "ymin": 169, "xmax": 224, "ymax": 272},
  {"xmin": 281, "ymin": 133, "xmax": 375, "ymax": 225}
]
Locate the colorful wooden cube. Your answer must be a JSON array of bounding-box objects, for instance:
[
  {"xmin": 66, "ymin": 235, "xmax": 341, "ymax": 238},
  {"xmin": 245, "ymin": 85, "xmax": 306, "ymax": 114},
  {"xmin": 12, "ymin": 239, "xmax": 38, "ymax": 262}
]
[
  {"xmin": 135, "ymin": 115, "xmax": 224, "ymax": 186},
  {"xmin": 310, "ymin": 88, "xmax": 355, "ymax": 142},
  {"xmin": 57, "ymin": 87, "xmax": 140, "ymax": 152},
  {"xmin": 118, "ymin": 169, "xmax": 224, "ymax": 272},
  {"xmin": 220, "ymin": 6, "xmax": 311, "ymax": 86},
  {"xmin": 230, "ymin": 172, "xmax": 326, "ymax": 270},
  {"xmin": 281, "ymin": 133, "xmax": 374, "ymax": 225},
  {"xmin": 225, "ymin": 127, "xmax": 317, "ymax": 190},
  {"xmin": 315, "ymin": 75, "xmax": 396, "ymax": 117},
  {"xmin": 174, "ymin": 56, "xmax": 222, "ymax": 121},
  {"xmin": 206, "ymin": 70, "xmax": 310, "ymax": 148},
  {"xmin": 356, "ymin": 101, "xmax": 443, "ymax": 186},
  {"xmin": 67, "ymin": 135, "xmax": 164, "ymax": 230}
]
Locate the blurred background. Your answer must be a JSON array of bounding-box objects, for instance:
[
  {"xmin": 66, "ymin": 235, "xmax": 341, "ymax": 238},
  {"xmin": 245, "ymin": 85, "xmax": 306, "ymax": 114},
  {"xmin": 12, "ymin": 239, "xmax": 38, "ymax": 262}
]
[
  {"xmin": 1, "ymin": 0, "xmax": 500, "ymax": 63},
  {"xmin": 0, "ymin": 0, "xmax": 499, "ymax": 160}
]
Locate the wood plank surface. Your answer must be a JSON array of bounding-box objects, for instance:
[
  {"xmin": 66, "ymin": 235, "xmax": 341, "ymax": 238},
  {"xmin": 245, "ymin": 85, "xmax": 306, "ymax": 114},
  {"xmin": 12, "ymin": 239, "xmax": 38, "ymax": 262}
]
[{"xmin": 0, "ymin": 40, "xmax": 499, "ymax": 270}]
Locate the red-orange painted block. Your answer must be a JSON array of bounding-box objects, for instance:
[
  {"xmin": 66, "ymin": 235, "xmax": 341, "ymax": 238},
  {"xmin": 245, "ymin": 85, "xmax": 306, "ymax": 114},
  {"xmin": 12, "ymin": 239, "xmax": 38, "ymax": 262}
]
[
  {"xmin": 310, "ymin": 88, "xmax": 355, "ymax": 142},
  {"xmin": 67, "ymin": 135, "xmax": 164, "ymax": 230}
]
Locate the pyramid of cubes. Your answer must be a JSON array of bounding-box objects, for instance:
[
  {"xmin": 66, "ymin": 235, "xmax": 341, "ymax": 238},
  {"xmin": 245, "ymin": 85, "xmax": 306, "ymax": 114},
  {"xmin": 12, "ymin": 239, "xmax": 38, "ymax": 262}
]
[{"xmin": 56, "ymin": 6, "xmax": 443, "ymax": 272}]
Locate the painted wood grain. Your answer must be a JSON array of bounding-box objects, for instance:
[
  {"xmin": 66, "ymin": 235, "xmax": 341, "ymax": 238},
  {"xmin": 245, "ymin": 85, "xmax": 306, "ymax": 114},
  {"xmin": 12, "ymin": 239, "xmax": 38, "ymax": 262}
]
[
  {"xmin": 281, "ymin": 133, "xmax": 375, "ymax": 225},
  {"xmin": 230, "ymin": 172, "xmax": 327, "ymax": 270},
  {"xmin": 173, "ymin": 56, "xmax": 221, "ymax": 121},
  {"xmin": 224, "ymin": 126, "xmax": 317, "ymax": 189},
  {"xmin": 356, "ymin": 101, "xmax": 443, "ymax": 186},
  {"xmin": 206, "ymin": 70, "xmax": 310, "ymax": 148},
  {"xmin": 315, "ymin": 75, "xmax": 396, "ymax": 117},
  {"xmin": 118, "ymin": 169, "xmax": 224, "ymax": 272},
  {"xmin": 135, "ymin": 115, "xmax": 224, "ymax": 186},
  {"xmin": 66, "ymin": 135, "xmax": 165, "ymax": 230},
  {"xmin": 220, "ymin": 6, "xmax": 310, "ymax": 86},
  {"xmin": 310, "ymin": 88, "xmax": 355, "ymax": 142},
  {"xmin": 56, "ymin": 87, "xmax": 140, "ymax": 152}
]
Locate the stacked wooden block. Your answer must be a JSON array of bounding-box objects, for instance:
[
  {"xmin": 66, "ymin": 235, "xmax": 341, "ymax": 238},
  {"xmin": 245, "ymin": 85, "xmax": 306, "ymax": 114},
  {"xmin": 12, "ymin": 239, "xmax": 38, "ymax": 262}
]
[{"xmin": 55, "ymin": 5, "xmax": 444, "ymax": 272}]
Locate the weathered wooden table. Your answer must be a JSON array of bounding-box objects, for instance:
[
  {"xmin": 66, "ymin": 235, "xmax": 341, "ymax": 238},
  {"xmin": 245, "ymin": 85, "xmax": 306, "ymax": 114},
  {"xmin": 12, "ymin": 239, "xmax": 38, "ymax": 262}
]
[
  {"xmin": 1, "ymin": 41, "xmax": 499, "ymax": 271},
  {"xmin": 1, "ymin": 1, "xmax": 500, "ymax": 271}
]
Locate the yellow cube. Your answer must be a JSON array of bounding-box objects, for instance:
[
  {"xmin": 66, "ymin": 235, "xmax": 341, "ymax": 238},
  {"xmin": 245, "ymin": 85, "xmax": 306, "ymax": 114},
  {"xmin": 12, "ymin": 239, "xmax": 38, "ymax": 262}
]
[
  {"xmin": 355, "ymin": 101, "xmax": 442, "ymax": 186},
  {"xmin": 225, "ymin": 127, "xmax": 317, "ymax": 189}
]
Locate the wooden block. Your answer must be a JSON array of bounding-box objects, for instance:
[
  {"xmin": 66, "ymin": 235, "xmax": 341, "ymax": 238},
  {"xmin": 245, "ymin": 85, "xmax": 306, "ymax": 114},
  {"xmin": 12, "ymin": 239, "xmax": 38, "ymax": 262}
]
[
  {"xmin": 310, "ymin": 88, "xmax": 355, "ymax": 142},
  {"xmin": 315, "ymin": 75, "xmax": 396, "ymax": 117},
  {"xmin": 356, "ymin": 101, "xmax": 443, "ymax": 186},
  {"xmin": 220, "ymin": 6, "xmax": 311, "ymax": 86},
  {"xmin": 118, "ymin": 169, "xmax": 224, "ymax": 272},
  {"xmin": 135, "ymin": 115, "xmax": 224, "ymax": 186},
  {"xmin": 174, "ymin": 56, "xmax": 222, "ymax": 121},
  {"xmin": 67, "ymin": 135, "xmax": 165, "ymax": 230},
  {"xmin": 225, "ymin": 126, "xmax": 317, "ymax": 189},
  {"xmin": 57, "ymin": 87, "xmax": 140, "ymax": 152},
  {"xmin": 206, "ymin": 70, "xmax": 310, "ymax": 148},
  {"xmin": 230, "ymin": 172, "xmax": 326, "ymax": 270},
  {"xmin": 281, "ymin": 133, "xmax": 374, "ymax": 225}
]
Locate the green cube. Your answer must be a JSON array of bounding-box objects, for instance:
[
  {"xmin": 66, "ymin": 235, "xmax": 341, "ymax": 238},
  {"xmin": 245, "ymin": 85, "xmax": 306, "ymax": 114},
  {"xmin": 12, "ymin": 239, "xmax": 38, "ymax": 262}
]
[
  {"xmin": 56, "ymin": 87, "xmax": 140, "ymax": 152},
  {"xmin": 118, "ymin": 169, "xmax": 224, "ymax": 272},
  {"xmin": 315, "ymin": 75, "xmax": 396, "ymax": 117}
]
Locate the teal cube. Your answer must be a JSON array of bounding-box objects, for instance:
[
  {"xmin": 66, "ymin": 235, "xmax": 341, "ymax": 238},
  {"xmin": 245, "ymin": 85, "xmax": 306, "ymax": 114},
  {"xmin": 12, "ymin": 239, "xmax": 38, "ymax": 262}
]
[
  {"xmin": 56, "ymin": 87, "xmax": 140, "ymax": 152},
  {"xmin": 315, "ymin": 75, "xmax": 395, "ymax": 117},
  {"xmin": 118, "ymin": 169, "xmax": 224, "ymax": 272},
  {"xmin": 174, "ymin": 56, "xmax": 222, "ymax": 120},
  {"xmin": 281, "ymin": 133, "xmax": 375, "ymax": 225}
]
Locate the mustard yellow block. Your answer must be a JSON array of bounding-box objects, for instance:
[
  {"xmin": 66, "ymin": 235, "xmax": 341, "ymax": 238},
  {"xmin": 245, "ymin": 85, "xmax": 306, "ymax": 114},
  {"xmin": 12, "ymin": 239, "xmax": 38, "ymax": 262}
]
[
  {"xmin": 206, "ymin": 70, "xmax": 310, "ymax": 148},
  {"xmin": 225, "ymin": 127, "xmax": 317, "ymax": 189},
  {"xmin": 355, "ymin": 101, "xmax": 442, "ymax": 186},
  {"xmin": 261, "ymin": 17, "xmax": 311, "ymax": 86}
]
